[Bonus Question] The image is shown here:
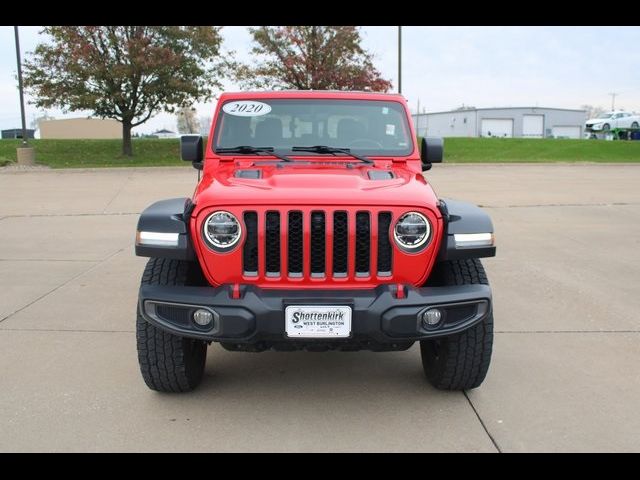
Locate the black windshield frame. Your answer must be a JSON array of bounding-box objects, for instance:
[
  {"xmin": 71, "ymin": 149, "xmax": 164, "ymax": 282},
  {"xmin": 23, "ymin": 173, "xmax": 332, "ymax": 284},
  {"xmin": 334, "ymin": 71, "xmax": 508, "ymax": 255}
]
[{"xmin": 212, "ymin": 98, "xmax": 414, "ymax": 158}]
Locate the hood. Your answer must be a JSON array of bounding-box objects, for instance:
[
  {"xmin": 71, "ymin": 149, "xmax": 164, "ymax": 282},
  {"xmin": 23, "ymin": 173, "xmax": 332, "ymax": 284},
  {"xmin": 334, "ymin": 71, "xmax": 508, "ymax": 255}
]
[
  {"xmin": 193, "ymin": 160, "xmax": 439, "ymax": 213},
  {"xmin": 586, "ymin": 116, "xmax": 612, "ymax": 124}
]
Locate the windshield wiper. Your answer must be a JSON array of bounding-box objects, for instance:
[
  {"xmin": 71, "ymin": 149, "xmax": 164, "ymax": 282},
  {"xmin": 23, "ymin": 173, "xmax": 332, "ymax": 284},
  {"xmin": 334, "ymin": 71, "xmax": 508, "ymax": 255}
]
[
  {"xmin": 215, "ymin": 146, "xmax": 293, "ymax": 163},
  {"xmin": 291, "ymin": 145, "xmax": 374, "ymax": 164}
]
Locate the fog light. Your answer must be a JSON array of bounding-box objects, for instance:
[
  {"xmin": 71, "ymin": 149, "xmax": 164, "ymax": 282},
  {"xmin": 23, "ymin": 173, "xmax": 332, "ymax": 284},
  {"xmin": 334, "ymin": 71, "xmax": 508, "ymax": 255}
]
[
  {"xmin": 421, "ymin": 308, "xmax": 442, "ymax": 328},
  {"xmin": 193, "ymin": 309, "xmax": 214, "ymax": 327}
]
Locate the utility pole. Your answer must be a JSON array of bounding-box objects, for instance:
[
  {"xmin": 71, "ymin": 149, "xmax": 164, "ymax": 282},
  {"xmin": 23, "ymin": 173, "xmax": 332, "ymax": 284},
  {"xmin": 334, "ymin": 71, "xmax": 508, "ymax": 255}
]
[
  {"xmin": 14, "ymin": 26, "xmax": 35, "ymax": 165},
  {"xmin": 15, "ymin": 26, "xmax": 28, "ymax": 146},
  {"xmin": 398, "ymin": 26, "xmax": 402, "ymax": 94},
  {"xmin": 609, "ymin": 92, "xmax": 619, "ymax": 111}
]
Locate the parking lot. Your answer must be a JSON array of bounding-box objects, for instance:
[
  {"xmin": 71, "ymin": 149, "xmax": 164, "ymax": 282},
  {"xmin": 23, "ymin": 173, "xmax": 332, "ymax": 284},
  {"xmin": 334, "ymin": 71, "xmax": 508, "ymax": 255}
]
[{"xmin": 1, "ymin": 163, "xmax": 639, "ymax": 452}]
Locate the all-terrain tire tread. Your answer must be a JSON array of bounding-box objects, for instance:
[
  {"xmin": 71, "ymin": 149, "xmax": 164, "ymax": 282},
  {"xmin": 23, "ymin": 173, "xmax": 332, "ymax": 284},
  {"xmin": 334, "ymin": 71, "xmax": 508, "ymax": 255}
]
[
  {"xmin": 136, "ymin": 258, "xmax": 206, "ymax": 393},
  {"xmin": 421, "ymin": 259, "xmax": 493, "ymax": 390}
]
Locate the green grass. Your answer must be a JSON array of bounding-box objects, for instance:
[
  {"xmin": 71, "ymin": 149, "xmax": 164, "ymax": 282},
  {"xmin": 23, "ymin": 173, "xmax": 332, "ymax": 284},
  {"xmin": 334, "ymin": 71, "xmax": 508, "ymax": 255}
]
[
  {"xmin": 1, "ymin": 137, "xmax": 639, "ymax": 169},
  {"xmin": 439, "ymin": 137, "xmax": 640, "ymax": 163},
  {"xmin": 0, "ymin": 156, "xmax": 14, "ymax": 167},
  {"xmin": 0, "ymin": 138, "xmax": 185, "ymax": 168}
]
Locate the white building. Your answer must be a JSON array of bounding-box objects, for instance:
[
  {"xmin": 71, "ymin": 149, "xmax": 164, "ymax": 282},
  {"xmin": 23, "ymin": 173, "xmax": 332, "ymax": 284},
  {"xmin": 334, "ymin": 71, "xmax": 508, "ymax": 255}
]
[{"xmin": 412, "ymin": 107, "xmax": 587, "ymax": 139}]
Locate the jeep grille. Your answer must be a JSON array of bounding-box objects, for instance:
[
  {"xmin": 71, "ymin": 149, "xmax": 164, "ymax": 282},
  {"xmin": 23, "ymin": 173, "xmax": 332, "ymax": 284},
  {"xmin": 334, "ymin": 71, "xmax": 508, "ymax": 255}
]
[{"xmin": 242, "ymin": 209, "xmax": 393, "ymax": 280}]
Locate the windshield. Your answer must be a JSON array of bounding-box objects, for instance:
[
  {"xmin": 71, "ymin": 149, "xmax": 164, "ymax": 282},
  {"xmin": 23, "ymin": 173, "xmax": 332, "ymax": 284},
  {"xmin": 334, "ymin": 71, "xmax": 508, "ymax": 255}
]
[{"xmin": 213, "ymin": 99, "xmax": 413, "ymax": 157}]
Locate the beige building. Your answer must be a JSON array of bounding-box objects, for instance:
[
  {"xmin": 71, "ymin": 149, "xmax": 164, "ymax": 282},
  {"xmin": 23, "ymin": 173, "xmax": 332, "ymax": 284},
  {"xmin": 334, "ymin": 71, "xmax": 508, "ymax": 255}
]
[{"xmin": 39, "ymin": 117, "xmax": 121, "ymax": 139}]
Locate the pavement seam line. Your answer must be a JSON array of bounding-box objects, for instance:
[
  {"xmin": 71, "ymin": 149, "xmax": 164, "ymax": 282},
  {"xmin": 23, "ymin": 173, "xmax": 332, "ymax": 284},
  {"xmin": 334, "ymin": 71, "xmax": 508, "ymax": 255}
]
[
  {"xmin": 0, "ymin": 246, "xmax": 128, "ymax": 324},
  {"xmin": 3, "ymin": 212, "xmax": 140, "ymax": 219},
  {"xmin": 0, "ymin": 258, "xmax": 100, "ymax": 263},
  {"xmin": 0, "ymin": 328, "xmax": 134, "ymax": 333},
  {"xmin": 101, "ymin": 174, "xmax": 133, "ymax": 214},
  {"xmin": 480, "ymin": 202, "xmax": 640, "ymax": 209},
  {"xmin": 463, "ymin": 391, "xmax": 502, "ymax": 453}
]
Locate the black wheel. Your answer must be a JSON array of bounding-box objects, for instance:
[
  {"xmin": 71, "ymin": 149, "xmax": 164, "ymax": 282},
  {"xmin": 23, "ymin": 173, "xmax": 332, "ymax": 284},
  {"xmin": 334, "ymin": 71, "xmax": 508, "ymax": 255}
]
[
  {"xmin": 136, "ymin": 258, "xmax": 208, "ymax": 393},
  {"xmin": 603, "ymin": 123, "xmax": 610, "ymax": 132},
  {"xmin": 420, "ymin": 259, "xmax": 494, "ymax": 390},
  {"xmin": 631, "ymin": 122, "xmax": 639, "ymax": 129}
]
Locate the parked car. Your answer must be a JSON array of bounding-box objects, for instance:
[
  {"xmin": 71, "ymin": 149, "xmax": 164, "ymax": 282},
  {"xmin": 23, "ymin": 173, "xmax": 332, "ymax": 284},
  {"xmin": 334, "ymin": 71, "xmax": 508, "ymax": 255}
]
[
  {"xmin": 134, "ymin": 91, "xmax": 497, "ymax": 393},
  {"xmin": 585, "ymin": 111, "xmax": 640, "ymax": 132}
]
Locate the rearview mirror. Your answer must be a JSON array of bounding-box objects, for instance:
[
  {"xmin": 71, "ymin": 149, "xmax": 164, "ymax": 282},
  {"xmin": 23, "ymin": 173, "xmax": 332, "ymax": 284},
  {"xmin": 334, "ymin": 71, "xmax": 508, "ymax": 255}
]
[
  {"xmin": 181, "ymin": 135, "xmax": 203, "ymax": 169},
  {"xmin": 420, "ymin": 137, "xmax": 444, "ymax": 171}
]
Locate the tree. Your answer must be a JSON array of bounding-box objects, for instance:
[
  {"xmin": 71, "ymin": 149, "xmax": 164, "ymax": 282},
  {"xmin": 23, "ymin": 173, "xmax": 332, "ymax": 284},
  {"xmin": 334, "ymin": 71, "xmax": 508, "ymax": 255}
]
[
  {"xmin": 176, "ymin": 107, "xmax": 201, "ymax": 134},
  {"xmin": 23, "ymin": 26, "xmax": 227, "ymax": 156},
  {"xmin": 199, "ymin": 115, "xmax": 212, "ymax": 136},
  {"xmin": 237, "ymin": 26, "xmax": 392, "ymax": 92},
  {"xmin": 581, "ymin": 105, "xmax": 606, "ymax": 120},
  {"xmin": 30, "ymin": 111, "xmax": 55, "ymax": 130}
]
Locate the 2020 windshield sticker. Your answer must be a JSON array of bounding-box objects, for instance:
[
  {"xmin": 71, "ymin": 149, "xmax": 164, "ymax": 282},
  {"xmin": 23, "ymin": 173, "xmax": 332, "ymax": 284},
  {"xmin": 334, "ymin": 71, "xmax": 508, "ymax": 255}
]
[{"xmin": 222, "ymin": 101, "xmax": 272, "ymax": 117}]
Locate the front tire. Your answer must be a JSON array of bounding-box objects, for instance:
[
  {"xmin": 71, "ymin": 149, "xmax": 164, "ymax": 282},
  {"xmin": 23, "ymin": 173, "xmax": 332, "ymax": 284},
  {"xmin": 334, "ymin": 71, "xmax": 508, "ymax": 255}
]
[
  {"xmin": 136, "ymin": 258, "xmax": 208, "ymax": 393},
  {"xmin": 631, "ymin": 122, "xmax": 639, "ymax": 129},
  {"xmin": 420, "ymin": 259, "xmax": 494, "ymax": 390}
]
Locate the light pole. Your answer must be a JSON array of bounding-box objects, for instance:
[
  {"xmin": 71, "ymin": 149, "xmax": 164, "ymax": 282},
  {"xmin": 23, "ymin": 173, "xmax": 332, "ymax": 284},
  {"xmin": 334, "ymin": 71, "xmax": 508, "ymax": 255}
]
[
  {"xmin": 609, "ymin": 92, "xmax": 619, "ymax": 111},
  {"xmin": 398, "ymin": 26, "xmax": 402, "ymax": 95},
  {"xmin": 14, "ymin": 26, "xmax": 35, "ymax": 165}
]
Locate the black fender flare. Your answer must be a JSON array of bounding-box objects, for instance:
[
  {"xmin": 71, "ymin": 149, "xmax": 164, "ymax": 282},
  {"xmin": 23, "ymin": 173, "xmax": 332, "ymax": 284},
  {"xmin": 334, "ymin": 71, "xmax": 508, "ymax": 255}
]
[
  {"xmin": 437, "ymin": 198, "xmax": 496, "ymax": 261},
  {"xmin": 135, "ymin": 198, "xmax": 196, "ymax": 260}
]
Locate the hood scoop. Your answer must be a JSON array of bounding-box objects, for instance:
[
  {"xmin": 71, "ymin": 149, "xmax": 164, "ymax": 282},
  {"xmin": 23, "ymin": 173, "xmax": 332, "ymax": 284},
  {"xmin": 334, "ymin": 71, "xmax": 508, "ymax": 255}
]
[
  {"xmin": 368, "ymin": 170, "xmax": 395, "ymax": 180},
  {"xmin": 234, "ymin": 169, "xmax": 261, "ymax": 179}
]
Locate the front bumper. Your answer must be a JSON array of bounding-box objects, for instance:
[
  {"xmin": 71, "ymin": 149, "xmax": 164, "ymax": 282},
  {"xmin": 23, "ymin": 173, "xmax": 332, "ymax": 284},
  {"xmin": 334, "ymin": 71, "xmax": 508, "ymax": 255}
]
[{"xmin": 138, "ymin": 283, "xmax": 492, "ymax": 348}]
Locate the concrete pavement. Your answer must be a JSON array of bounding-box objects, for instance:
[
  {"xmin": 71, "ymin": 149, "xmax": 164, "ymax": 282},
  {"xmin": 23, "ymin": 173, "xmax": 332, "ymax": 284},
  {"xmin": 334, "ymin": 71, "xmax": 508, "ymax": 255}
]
[{"xmin": 1, "ymin": 164, "xmax": 639, "ymax": 452}]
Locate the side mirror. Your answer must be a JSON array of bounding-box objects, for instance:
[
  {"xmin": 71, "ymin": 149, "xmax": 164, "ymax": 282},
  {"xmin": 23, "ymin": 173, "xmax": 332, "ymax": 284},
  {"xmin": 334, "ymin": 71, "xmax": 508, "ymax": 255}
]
[
  {"xmin": 420, "ymin": 137, "xmax": 444, "ymax": 171},
  {"xmin": 181, "ymin": 135, "xmax": 203, "ymax": 170}
]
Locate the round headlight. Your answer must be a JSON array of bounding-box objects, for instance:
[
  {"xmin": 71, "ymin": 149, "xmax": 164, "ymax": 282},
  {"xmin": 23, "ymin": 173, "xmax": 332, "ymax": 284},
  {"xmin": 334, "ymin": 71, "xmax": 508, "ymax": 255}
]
[
  {"xmin": 203, "ymin": 211, "xmax": 241, "ymax": 251},
  {"xmin": 394, "ymin": 212, "xmax": 431, "ymax": 251}
]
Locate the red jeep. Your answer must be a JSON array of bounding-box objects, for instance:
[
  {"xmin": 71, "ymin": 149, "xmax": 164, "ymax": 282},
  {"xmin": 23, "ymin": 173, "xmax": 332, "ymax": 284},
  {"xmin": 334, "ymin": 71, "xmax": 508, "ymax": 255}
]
[{"xmin": 135, "ymin": 91, "xmax": 496, "ymax": 392}]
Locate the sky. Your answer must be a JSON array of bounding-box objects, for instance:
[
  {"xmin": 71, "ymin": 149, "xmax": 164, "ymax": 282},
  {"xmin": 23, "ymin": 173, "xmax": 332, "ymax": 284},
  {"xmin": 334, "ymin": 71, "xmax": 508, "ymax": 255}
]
[{"xmin": 1, "ymin": 26, "xmax": 639, "ymax": 135}]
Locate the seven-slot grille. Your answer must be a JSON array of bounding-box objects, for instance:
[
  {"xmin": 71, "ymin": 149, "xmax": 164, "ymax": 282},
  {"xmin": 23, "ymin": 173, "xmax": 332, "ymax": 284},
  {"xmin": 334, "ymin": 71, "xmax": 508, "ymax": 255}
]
[{"xmin": 243, "ymin": 209, "xmax": 393, "ymax": 280}]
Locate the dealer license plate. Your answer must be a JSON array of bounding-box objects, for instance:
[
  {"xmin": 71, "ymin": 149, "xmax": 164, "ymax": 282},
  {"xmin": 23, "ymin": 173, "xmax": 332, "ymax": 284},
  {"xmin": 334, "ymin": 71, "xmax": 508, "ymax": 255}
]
[{"xmin": 285, "ymin": 305, "xmax": 352, "ymax": 338}]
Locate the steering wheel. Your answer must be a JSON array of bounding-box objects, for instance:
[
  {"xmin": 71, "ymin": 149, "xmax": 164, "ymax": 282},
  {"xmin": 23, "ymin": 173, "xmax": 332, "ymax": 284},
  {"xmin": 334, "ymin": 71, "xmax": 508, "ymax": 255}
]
[{"xmin": 346, "ymin": 138, "xmax": 384, "ymax": 149}]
